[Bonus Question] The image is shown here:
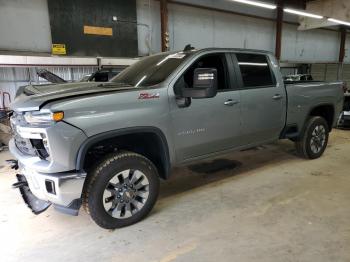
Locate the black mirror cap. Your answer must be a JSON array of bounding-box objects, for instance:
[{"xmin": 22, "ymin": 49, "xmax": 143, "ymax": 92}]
[{"xmin": 181, "ymin": 68, "xmax": 218, "ymax": 99}]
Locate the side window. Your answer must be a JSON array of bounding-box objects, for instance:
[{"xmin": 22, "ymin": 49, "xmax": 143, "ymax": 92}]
[
  {"xmin": 236, "ymin": 53, "xmax": 275, "ymax": 88},
  {"xmin": 175, "ymin": 53, "xmax": 229, "ymax": 93}
]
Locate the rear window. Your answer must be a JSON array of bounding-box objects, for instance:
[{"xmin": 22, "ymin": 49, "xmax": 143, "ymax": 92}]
[{"xmin": 236, "ymin": 53, "xmax": 275, "ymax": 88}]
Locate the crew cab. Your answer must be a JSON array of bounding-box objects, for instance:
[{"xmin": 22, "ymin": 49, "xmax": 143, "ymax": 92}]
[{"xmin": 9, "ymin": 47, "xmax": 344, "ymax": 229}]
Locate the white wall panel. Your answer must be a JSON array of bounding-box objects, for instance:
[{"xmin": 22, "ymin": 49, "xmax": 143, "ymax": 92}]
[
  {"xmin": 168, "ymin": 4, "xmax": 275, "ymax": 52},
  {"xmin": 137, "ymin": 0, "xmax": 161, "ymax": 55},
  {"xmin": 281, "ymin": 24, "xmax": 340, "ymax": 63},
  {"xmin": 343, "ymin": 33, "xmax": 350, "ymax": 63},
  {"xmin": 0, "ymin": 0, "xmax": 52, "ymax": 53}
]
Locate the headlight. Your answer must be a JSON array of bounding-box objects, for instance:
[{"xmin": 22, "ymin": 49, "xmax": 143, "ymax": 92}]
[{"xmin": 24, "ymin": 111, "xmax": 64, "ymax": 124}]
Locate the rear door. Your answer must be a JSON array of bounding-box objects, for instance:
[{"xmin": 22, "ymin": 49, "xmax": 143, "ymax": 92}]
[{"xmin": 231, "ymin": 53, "xmax": 286, "ymax": 145}]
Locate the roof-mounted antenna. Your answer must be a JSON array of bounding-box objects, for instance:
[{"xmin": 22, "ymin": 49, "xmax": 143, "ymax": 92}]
[{"xmin": 183, "ymin": 44, "xmax": 195, "ymax": 51}]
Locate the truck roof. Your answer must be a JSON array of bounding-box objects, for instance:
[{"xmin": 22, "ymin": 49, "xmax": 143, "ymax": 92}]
[{"xmin": 166, "ymin": 47, "xmax": 274, "ymax": 56}]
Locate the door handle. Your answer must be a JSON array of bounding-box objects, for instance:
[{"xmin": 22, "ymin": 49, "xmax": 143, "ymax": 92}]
[
  {"xmin": 224, "ymin": 99, "xmax": 239, "ymax": 106},
  {"xmin": 272, "ymin": 94, "xmax": 283, "ymax": 100}
]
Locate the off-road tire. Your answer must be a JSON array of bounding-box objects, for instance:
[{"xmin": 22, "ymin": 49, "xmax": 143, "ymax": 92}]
[
  {"xmin": 82, "ymin": 151, "xmax": 160, "ymax": 229},
  {"xmin": 295, "ymin": 116, "xmax": 329, "ymax": 159}
]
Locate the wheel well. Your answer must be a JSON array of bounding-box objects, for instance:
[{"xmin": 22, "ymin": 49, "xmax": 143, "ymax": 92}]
[
  {"xmin": 309, "ymin": 105, "xmax": 334, "ymax": 130},
  {"xmin": 78, "ymin": 131, "xmax": 170, "ymax": 179}
]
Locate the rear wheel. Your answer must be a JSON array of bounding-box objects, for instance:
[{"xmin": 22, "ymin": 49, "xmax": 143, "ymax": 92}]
[
  {"xmin": 295, "ymin": 116, "xmax": 329, "ymax": 159},
  {"xmin": 83, "ymin": 151, "xmax": 160, "ymax": 229}
]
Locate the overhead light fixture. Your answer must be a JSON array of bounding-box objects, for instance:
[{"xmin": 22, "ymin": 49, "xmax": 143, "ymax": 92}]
[
  {"xmin": 328, "ymin": 18, "xmax": 350, "ymax": 27},
  {"xmin": 284, "ymin": 8, "xmax": 323, "ymax": 19},
  {"xmin": 233, "ymin": 0, "xmax": 276, "ymax": 10}
]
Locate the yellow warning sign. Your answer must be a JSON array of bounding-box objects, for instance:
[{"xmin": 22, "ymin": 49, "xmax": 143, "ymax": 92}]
[
  {"xmin": 52, "ymin": 44, "xmax": 66, "ymax": 55},
  {"xmin": 84, "ymin": 25, "xmax": 113, "ymax": 36}
]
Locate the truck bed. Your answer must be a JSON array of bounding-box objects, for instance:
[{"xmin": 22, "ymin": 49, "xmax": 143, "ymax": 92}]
[{"xmin": 285, "ymin": 81, "xmax": 344, "ymax": 131}]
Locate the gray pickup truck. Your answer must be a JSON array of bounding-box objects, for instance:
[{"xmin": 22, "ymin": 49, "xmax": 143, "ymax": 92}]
[{"xmin": 9, "ymin": 48, "xmax": 344, "ymax": 229}]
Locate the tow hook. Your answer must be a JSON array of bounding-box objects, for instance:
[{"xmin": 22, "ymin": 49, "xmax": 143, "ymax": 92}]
[
  {"xmin": 6, "ymin": 159, "xmax": 18, "ymax": 170},
  {"xmin": 12, "ymin": 179, "xmax": 28, "ymax": 189}
]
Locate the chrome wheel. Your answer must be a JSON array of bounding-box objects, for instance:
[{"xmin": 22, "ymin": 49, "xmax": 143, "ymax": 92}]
[
  {"xmin": 310, "ymin": 125, "xmax": 326, "ymax": 154},
  {"xmin": 102, "ymin": 169, "xmax": 149, "ymax": 219}
]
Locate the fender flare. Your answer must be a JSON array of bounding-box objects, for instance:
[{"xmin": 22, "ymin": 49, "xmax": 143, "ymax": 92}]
[
  {"xmin": 75, "ymin": 126, "xmax": 171, "ymax": 178},
  {"xmin": 305, "ymin": 103, "xmax": 335, "ymax": 130}
]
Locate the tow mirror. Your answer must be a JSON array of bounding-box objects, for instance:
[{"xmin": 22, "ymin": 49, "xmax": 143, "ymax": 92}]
[{"xmin": 181, "ymin": 68, "xmax": 218, "ymax": 99}]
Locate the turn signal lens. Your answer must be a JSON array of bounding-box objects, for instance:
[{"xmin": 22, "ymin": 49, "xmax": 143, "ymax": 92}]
[{"xmin": 52, "ymin": 111, "xmax": 64, "ymax": 122}]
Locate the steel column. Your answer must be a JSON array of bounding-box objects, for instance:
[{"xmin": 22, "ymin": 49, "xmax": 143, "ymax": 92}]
[
  {"xmin": 160, "ymin": 0, "xmax": 169, "ymax": 52},
  {"xmin": 339, "ymin": 28, "xmax": 346, "ymax": 63},
  {"xmin": 275, "ymin": 0, "xmax": 284, "ymax": 61}
]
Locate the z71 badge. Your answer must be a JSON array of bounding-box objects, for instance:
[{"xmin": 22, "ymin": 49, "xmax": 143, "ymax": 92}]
[{"xmin": 138, "ymin": 92, "xmax": 160, "ymax": 99}]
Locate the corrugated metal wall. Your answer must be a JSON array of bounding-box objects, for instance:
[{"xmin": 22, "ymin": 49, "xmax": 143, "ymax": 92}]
[
  {"xmin": 0, "ymin": 67, "xmax": 97, "ymax": 108},
  {"xmin": 342, "ymin": 64, "xmax": 350, "ymax": 85},
  {"xmin": 311, "ymin": 64, "xmax": 342, "ymax": 81}
]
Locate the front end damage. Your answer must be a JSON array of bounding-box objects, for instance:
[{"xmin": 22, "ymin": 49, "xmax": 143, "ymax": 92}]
[
  {"xmin": 9, "ymin": 159, "xmax": 51, "ymax": 214},
  {"xmin": 8, "ymin": 108, "xmax": 88, "ymax": 216},
  {"xmin": 8, "ymin": 153, "xmax": 87, "ymax": 216},
  {"xmin": 13, "ymin": 172, "xmax": 51, "ymax": 215}
]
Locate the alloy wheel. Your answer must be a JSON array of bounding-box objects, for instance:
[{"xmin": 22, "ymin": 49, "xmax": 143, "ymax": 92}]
[
  {"xmin": 310, "ymin": 125, "xmax": 326, "ymax": 154},
  {"xmin": 102, "ymin": 169, "xmax": 150, "ymax": 219}
]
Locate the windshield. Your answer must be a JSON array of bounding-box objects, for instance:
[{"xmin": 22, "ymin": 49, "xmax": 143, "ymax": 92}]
[{"xmin": 110, "ymin": 52, "xmax": 192, "ymax": 87}]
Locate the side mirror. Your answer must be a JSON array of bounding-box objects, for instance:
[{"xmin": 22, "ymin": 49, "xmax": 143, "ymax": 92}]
[{"xmin": 181, "ymin": 68, "xmax": 218, "ymax": 99}]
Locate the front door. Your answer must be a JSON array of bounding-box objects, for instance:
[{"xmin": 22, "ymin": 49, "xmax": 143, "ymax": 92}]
[{"xmin": 169, "ymin": 52, "xmax": 241, "ymax": 162}]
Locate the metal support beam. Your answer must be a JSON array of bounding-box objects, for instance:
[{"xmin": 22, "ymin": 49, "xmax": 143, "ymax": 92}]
[
  {"xmin": 160, "ymin": 0, "xmax": 169, "ymax": 52},
  {"xmin": 275, "ymin": 0, "xmax": 284, "ymax": 61},
  {"xmin": 339, "ymin": 28, "xmax": 346, "ymax": 63},
  {"xmin": 338, "ymin": 28, "xmax": 346, "ymax": 80}
]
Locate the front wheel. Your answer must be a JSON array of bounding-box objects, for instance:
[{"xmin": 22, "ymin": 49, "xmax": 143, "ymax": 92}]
[
  {"xmin": 83, "ymin": 151, "xmax": 160, "ymax": 229},
  {"xmin": 295, "ymin": 116, "xmax": 329, "ymax": 159}
]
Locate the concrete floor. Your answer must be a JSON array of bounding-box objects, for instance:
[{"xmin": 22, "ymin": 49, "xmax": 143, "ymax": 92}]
[{"xmin": 1, "ymin": 129, "xmax": 350, "ymax": 262}]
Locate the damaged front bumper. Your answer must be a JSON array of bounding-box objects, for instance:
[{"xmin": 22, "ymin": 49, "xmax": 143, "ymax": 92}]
[
  {"xmin": 13, "ymin": 174, "xmax": 51, "ymax": 214},
  {"xmin": 10, "ymin": 161, "xmax": 86, "ymax": 216}
]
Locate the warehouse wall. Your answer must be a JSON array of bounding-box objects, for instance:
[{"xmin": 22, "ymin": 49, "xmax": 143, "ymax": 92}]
[
  {"xmin": 282, "ymin": 23, "xmax": 340, "ymax": 63},
  {"xmin": 0, "ymin": 66, "xmax": 97, "ymax": 108},
  {"xmin": 344, "ymin": 35, "xmax": 350, "ymax": 63},
  {"xmin": 0, "ymin": 0, "xmax": 52, "ymax": 53},
  {"xmin": 167, "ymin": 3, "xmax": 275, "ymax": 52},
  {"xmin": 0, "ymin": 0, "xmax": 346, "ymax": 64},
  {"xmin": 137, "ymin": 0, "xmax": 161, "ymax": 56}
]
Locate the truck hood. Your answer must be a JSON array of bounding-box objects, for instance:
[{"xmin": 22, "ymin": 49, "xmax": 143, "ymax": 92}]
[
  {"xmin": 11, "ymin": 82, "xmax": 138, "ymax": 112},
  {"xmin": 36, "ymin": 69, "xmax": 66, "ymax": 84}
]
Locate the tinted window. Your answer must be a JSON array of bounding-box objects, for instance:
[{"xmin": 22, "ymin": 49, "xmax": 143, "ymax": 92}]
[
  {"xmin": 236, "ymin": 53, "xmax": 275, "ymax": 88},
  {"xmin": 111, "ymin": 52, "xmax": 192, "ymax": 87},
  {"xmin": 175, "ymin": 53, "xmax": 228, "ymax": 93}
]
